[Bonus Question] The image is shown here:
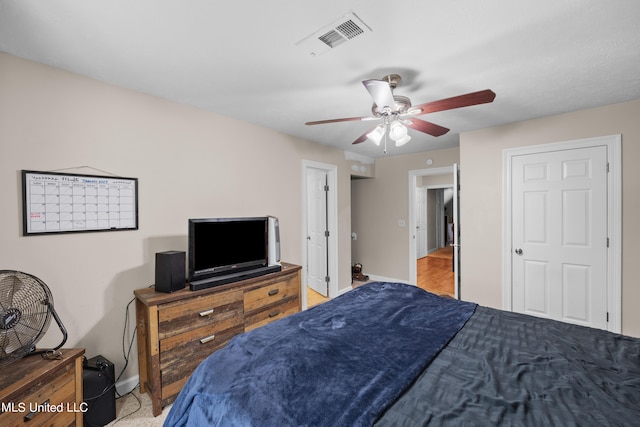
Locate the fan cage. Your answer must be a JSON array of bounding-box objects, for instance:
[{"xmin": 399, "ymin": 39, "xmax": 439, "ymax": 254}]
[{"xmin": 0, "ymin": 270, "xmax": 54, "ymax": 367}]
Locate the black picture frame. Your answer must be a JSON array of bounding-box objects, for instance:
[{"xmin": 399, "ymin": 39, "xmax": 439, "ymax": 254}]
[{"xmin": 21, "ymin": 170, "xmax": 139, "ymax": 236}]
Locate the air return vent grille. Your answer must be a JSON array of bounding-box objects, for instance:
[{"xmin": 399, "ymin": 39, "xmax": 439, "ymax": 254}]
[
  {"xmin": 318, "ymin": 29, "xmax": 348, "ymax": 48},
  {"xmin": 296, "ymin": 12, "xmax": 372, "ymax": 56},
  {"xmin": 335, "ymin": 19, "xmax": 365, "ymax": 40},
  {"xmin": 318, "ymin": 19, "xmax": 365, "ymax": 48}
]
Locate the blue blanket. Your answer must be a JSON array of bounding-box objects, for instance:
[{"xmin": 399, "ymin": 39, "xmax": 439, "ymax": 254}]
[{"xmin": 164, "ymin": 282, "xmax": 477, "ymax": 426}]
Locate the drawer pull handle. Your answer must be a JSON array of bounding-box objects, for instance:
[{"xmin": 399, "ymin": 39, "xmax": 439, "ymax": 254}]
[
  {"xmin": 24, "ymin": 399, "xmax": 49, "ymax": 421},
  {"xmin": 199, "ymin": 309, "xmax": 215, "ymax": 317},
  {"xmin": 268, "ymin": 289, "xmax": 280, "ymax": 296},
  {"xmin": 200, "ymin": 334, "xmax": 216, "ymax": 344},
  {"xmin": 269, "ymin": 309, "xmax": 281, "ymax": 318}
]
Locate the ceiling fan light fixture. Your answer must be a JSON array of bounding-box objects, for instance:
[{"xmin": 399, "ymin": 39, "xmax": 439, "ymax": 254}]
[
  {"xmin": 388, "ymin": 121, "xmax": 408, "ymax": 141},
  {"xmin": 367, "ymin": 125, "xmax": 385, "ymax": 145},
  {"xmin": 395, "ymin": 134, "xmax": 411, "ymax": 147}
]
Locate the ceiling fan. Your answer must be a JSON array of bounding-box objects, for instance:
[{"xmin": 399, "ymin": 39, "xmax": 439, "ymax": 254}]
[{"xmin": 305, "ymin": 74, "xmax": 495, "ymax": 152}]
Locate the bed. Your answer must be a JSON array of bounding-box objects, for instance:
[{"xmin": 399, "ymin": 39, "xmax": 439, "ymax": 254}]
[{"xmin": 164, "ymin": 282, "xmax": 640, "ymax": 426}]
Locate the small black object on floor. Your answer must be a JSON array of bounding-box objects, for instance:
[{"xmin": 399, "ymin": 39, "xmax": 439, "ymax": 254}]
[{"xmin": 83, "ymin": 355, "xmax": 116, "ymax": 426}]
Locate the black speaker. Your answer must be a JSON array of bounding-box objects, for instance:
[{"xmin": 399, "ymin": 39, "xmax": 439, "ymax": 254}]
[
  {"xmin": 155, "ymin": 250, "xmax": 186, "ymax": 293},
  {"xmin": 83, "ymin": 355, "xmax": 116, "ymax": 427}
]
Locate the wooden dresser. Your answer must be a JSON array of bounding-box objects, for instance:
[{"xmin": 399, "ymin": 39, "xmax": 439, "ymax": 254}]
[
  {"xmin": 135, "ymin": 263, "xmax": 301, "ymax": 416},
  {"xmin": 0, "ymin": 348, "xmax": 85, "ymax": 426}
]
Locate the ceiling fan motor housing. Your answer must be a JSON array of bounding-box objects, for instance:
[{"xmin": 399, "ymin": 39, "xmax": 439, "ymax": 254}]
[
  {"xmin": 382, "ymin": 73, "xmax": 402, "ymax": 89},
  {"xmin": 372, "ymin": 95, "xmax": 412, "ymax": 117}
]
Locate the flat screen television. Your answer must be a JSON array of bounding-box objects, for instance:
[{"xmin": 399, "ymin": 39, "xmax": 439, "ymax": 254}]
[{"xmin": 188, "ymin": 217, "xmax": 268, "ymax": 284}]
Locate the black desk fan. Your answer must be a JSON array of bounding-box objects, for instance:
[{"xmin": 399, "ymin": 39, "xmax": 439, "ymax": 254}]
[{"xmin": 0, "ymin": 270, "xmax": 68, "ymax": 367}]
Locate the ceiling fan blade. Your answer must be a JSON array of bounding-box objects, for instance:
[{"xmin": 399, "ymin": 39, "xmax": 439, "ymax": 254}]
[
  {"xmin": 405, "ymin": 118, "xmax": 450, "ymax": 137},
  {"xmin": 410, "ymin": 89, "xmax": 496, "ymax": 115},
  {"xmin": 352, "ymin": 127, "xmax": 377, "ymax": 144},
  {"xmin": 362, "ymin": 79, "xmax": 396, "ymax": 110},
  {"xmin": 306, "ymin": 116, "xmax": 377, "ymax": 125}
]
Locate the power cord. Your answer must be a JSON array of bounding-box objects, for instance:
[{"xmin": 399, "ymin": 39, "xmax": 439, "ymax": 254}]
[
  {"xmin": 84, "ymin": 296, "xmax": 142, "ymax": 425},
  {"xmin": 111, "ymin": 296, "xmax": 143, "ymax": 423}
]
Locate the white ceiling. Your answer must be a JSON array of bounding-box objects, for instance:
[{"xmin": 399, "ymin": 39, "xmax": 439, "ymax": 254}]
[{"xmin": 1, "ymin": 0, "xmax": 639, "ymax": 158}]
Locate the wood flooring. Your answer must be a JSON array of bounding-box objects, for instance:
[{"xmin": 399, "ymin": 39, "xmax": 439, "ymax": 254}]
[
  {"xmin": 307, "ymin": 247, "xmax": 454, "ymax": 308},
  {"xmin": 307, "ymin": 286, "xmax": 329, "ymax": 308},
  {"xmin": 417, "ymin": 246, "xmax": 455, "ymax": 297}
]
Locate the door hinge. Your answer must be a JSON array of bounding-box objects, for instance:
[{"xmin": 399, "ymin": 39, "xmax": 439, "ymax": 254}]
[
  {"xmin": 324, "ymin": 184, "xmax": 329, "ymax": 192},
  {"xmin": 325, "ymin": 276, "xmax": 330, "ymax": 283},
  {"xmin": 607, "ymin": 237, "xmax": 610, "ymax": 248},
  {"xmin": 324, "ymin": 230, "xmax": 330, "ymax": 237},
  {"xmin": 607, "ymin": 162, "xmax": 610, "ymax": 173},
  {"xmin": 606, "ymin": 312, "xmax": 609, "ymax": 322}
]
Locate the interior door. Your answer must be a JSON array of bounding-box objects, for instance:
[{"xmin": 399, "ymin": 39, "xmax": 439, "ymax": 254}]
[
  {"xmin": 453, "ymin": 164, "xmax": 460, "ymax": 299},
  {"xmin": 307, "ymin": 168, "xmax": 329, "ymax": 297},
  {"xmin": 511, "ymin": 146, "xmax": 608, "ymax": 329},
  {"xmin": 416, "ymin": 187, "xmax": 428, "ymax": 258}
]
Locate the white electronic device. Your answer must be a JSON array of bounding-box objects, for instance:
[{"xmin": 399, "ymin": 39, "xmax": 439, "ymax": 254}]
[{"xmin": 267, "ymin": 216, "xmax": 281, "ymax": 266}]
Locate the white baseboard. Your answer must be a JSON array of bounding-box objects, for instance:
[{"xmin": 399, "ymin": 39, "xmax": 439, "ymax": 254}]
[
  {"xmin": 116, "ymin": 375, "xmax": 139, "ymax": 397},
  {"xmin": 337, "ymin": 286, "xmax": 352, "ymax": 296}
]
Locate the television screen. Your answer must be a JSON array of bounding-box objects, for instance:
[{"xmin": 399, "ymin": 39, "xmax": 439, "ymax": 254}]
[{"xmin": 188, "ymin": 217, "xmax": 268, "ymax": 281}]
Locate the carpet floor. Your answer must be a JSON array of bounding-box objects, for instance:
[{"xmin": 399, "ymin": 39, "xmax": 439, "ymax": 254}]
[{"xmin": 106, "ymin": 388, "xmax": 170, "ymax": 426}]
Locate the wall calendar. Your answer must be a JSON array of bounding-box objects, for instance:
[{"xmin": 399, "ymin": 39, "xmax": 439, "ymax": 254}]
[{"xmin": 22, "ymin": 170, "xmax": 139, "ymax": 235}]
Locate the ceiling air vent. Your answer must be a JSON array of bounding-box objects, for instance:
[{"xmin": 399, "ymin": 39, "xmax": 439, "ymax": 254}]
[{"xmin": 296, "ymin": 12, "xmax": 372, "ymax": 56}]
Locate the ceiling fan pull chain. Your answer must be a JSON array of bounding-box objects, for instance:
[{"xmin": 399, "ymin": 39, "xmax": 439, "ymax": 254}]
[{"xmin": 383, "ymin": 130, "xmax": 388, "ymax": 154}]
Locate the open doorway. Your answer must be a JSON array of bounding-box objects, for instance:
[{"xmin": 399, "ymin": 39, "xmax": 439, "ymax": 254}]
[
  {"xmin": 416, "ymin": 186, "xmax": 454, "ymax": 297},
  {"xmin": 409, "ymin": 166, "xmax": 459, "ymax": 298},
  {"xmin": 302, "ymin": 160, "xmax": 338, "ymax": 310}
]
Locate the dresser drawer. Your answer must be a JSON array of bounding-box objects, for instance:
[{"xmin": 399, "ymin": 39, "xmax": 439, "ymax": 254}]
[
  {"xmin": 159, "ymin": 299, "xmax": 244, "ymax": 400},
  {"xmin": 159, "ymin": 321, "xmax": 244, "ymax": 400},
  {"xmin": 244, "ymin": 275, "xmax": 299, "ymax": 313},
  {"xmin": 1, "ymin": 361, "xmax": 76, "ymax": 426},
  {"xmin": 158, "ymin": 289, "xmax": 243, "ymax": 340},
  {"xmin": 245, "ymin": 297, "xmax": 300, "ymax": 332}
]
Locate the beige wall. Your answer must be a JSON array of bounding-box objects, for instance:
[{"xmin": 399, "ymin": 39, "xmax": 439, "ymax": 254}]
[
  {"xmin": 420, "ymin": 173, "xmax": 454, "ymax": 187},
  {"xmin": 0, "ymin": 53, "xmax": 353, "ymax": 382},
  {"xmin": 351, "ymin": 148, "xmax": 460, "ymax": 280},
  {"xmin": 460, "ymin": 98, "xmax": 640, "ymax": 337}
]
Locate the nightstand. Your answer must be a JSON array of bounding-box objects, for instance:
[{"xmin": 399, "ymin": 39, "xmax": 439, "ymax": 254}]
[{"xmin": 0, "ymin": 348, "xmax": 85, "ymax": 426}]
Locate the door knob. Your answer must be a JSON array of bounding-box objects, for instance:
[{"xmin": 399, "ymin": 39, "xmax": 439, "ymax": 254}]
[{"xmin": 515, "ymin": 248, "xmax": 523, "ymax": 255}]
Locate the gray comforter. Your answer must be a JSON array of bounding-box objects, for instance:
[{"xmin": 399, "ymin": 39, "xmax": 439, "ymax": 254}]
[{"xmin": 376, "ymin": 306, "xmax": 640, "ymax": 426}]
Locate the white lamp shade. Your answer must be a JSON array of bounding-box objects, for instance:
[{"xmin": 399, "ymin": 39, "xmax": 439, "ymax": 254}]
[
  {"xmin": 395, "ymin": 134, "xmax": 411, "ymax": 146},
  {"xmin": 367, "ymin": 125, "xmax": 385, "ymax": 145},
  {"xmin": 388, "ymin": 121, "xmax": 408, "ymax": 141}
]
